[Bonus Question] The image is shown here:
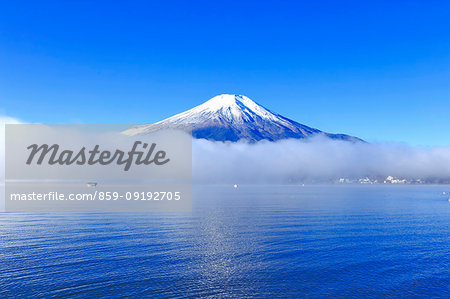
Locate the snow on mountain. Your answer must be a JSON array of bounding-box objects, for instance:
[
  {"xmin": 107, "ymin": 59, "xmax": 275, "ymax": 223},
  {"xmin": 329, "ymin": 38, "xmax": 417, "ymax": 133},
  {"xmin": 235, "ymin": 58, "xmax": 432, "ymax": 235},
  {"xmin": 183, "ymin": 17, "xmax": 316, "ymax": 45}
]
[{"xmin": 123, "ymin": 94, "xmax": 362, "ymax": 142}]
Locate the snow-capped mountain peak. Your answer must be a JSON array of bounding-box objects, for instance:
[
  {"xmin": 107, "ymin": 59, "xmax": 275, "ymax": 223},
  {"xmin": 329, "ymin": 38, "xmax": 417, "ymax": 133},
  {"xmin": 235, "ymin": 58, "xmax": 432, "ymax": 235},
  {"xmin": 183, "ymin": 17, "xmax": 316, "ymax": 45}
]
[
  {"xmin": 124, "ymin": 94, "xmax": 362, "ymax": 142},
  {"xmin": 196, "ymin": 94, "xmax": 275, "ymax": 120},
  {"xmin": 156, "ymin": 94, "xmax": 281, "ymax": 125}
]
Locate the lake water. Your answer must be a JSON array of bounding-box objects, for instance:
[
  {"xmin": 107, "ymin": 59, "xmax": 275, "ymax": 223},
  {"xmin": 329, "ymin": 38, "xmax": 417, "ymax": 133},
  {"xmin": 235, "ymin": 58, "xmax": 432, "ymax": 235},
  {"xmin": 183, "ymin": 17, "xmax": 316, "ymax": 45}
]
[{"xmin": 1, "ymin": 185, "xmax": 449, "ymax": 297}]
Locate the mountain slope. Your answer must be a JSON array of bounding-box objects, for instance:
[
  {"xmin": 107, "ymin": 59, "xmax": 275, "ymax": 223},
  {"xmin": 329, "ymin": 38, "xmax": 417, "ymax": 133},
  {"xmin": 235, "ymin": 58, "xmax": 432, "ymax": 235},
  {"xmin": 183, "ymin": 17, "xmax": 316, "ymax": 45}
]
[{"xmin": 123, "ymin": 94, "xmax": 362, "ymax": 142}]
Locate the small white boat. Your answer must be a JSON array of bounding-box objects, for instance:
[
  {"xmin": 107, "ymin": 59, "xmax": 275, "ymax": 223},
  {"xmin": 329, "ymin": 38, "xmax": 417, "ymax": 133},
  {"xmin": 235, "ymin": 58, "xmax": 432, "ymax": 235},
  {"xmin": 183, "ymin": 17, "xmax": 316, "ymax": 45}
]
[
  {"xmin": 233, "ymin": 184, "xmax": 238, "ymax": 189},
  {"xmin": 86, "ymin": 182, "xmax": 98, "ymax": 187}
]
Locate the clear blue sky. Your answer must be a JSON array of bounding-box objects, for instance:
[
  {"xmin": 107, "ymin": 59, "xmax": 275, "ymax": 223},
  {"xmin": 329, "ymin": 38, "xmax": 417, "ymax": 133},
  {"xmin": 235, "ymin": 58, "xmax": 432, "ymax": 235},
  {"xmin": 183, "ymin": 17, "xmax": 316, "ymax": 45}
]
[{"xmin": 0, "ymin": 1, "xmax": 449, "ymax": 146}]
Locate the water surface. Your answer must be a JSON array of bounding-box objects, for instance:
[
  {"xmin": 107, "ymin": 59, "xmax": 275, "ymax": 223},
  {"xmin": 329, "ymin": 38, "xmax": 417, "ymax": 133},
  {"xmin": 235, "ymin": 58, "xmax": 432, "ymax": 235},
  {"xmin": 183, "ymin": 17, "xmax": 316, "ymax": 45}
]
[{"xmin": 1, "ymin": 185, "xmax": 449, "ymax": 297}]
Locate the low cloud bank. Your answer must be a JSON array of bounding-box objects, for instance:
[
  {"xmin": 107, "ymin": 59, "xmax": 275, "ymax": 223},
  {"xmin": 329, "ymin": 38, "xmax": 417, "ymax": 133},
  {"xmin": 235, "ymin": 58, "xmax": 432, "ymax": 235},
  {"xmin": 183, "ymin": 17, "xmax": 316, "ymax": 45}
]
[
  {"xmin": 0, "ymin": 116, "xmax": 23, "ymax": 210},
  {"xmin": 1, "ymin": 120, "xmax": 450, "ymax": 184},
  {"xmin": 0, "ymin": 116, "xmax": 23, "ymax": 182},
  {"xmin": 193, "ymin": 137, "xmax": 450, "ymax": 183}
]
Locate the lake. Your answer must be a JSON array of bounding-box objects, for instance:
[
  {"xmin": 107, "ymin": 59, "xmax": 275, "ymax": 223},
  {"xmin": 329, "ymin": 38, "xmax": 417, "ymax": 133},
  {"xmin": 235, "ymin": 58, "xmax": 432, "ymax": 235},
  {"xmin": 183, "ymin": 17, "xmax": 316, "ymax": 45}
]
[{"xmin": 1, "ymin": 185, "xmax": 449, "ymax": 297}]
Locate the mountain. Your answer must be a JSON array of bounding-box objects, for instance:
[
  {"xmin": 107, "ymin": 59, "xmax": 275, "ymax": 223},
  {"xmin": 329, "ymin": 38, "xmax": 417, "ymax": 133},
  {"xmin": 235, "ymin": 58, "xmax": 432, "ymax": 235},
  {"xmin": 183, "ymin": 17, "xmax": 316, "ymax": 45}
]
[{"xmin": 123, "ymin": 94, "xmax": 362, "ymax": 142}]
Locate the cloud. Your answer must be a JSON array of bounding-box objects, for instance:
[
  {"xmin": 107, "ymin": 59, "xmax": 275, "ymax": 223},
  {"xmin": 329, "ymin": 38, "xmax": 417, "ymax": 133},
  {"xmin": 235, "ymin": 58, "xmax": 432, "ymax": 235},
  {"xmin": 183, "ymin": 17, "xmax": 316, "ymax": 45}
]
[
  {"xmin": 1, "ymin": 119, "xmax": 450, "ymax": 185},
  {"xmin": 192, "ymin": 137, "xmax": 450, "ymax": 183},
  {"xmin": 0, "ymin": 116, "xmax": 24, "ymax": 211},
  {"xmin": 0, "ymin": 116, "xmax": 24, "ymax": 180}
]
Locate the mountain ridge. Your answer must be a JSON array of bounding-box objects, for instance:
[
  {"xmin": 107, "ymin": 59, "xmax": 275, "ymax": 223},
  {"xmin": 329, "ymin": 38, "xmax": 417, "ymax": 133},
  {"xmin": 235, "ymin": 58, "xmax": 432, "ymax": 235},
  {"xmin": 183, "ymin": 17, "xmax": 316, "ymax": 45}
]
[{"xmin": 124, "ymin": 94, "xmax": 362, "ymax": 142}]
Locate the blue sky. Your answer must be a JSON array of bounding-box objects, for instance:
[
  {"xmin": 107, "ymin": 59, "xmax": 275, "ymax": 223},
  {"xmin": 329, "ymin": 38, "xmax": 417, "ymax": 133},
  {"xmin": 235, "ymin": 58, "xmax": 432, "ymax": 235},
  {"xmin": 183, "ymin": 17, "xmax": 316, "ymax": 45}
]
[{"xmin": 0, "ymin": 0, "xmax": 449, "ymax": 146}]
